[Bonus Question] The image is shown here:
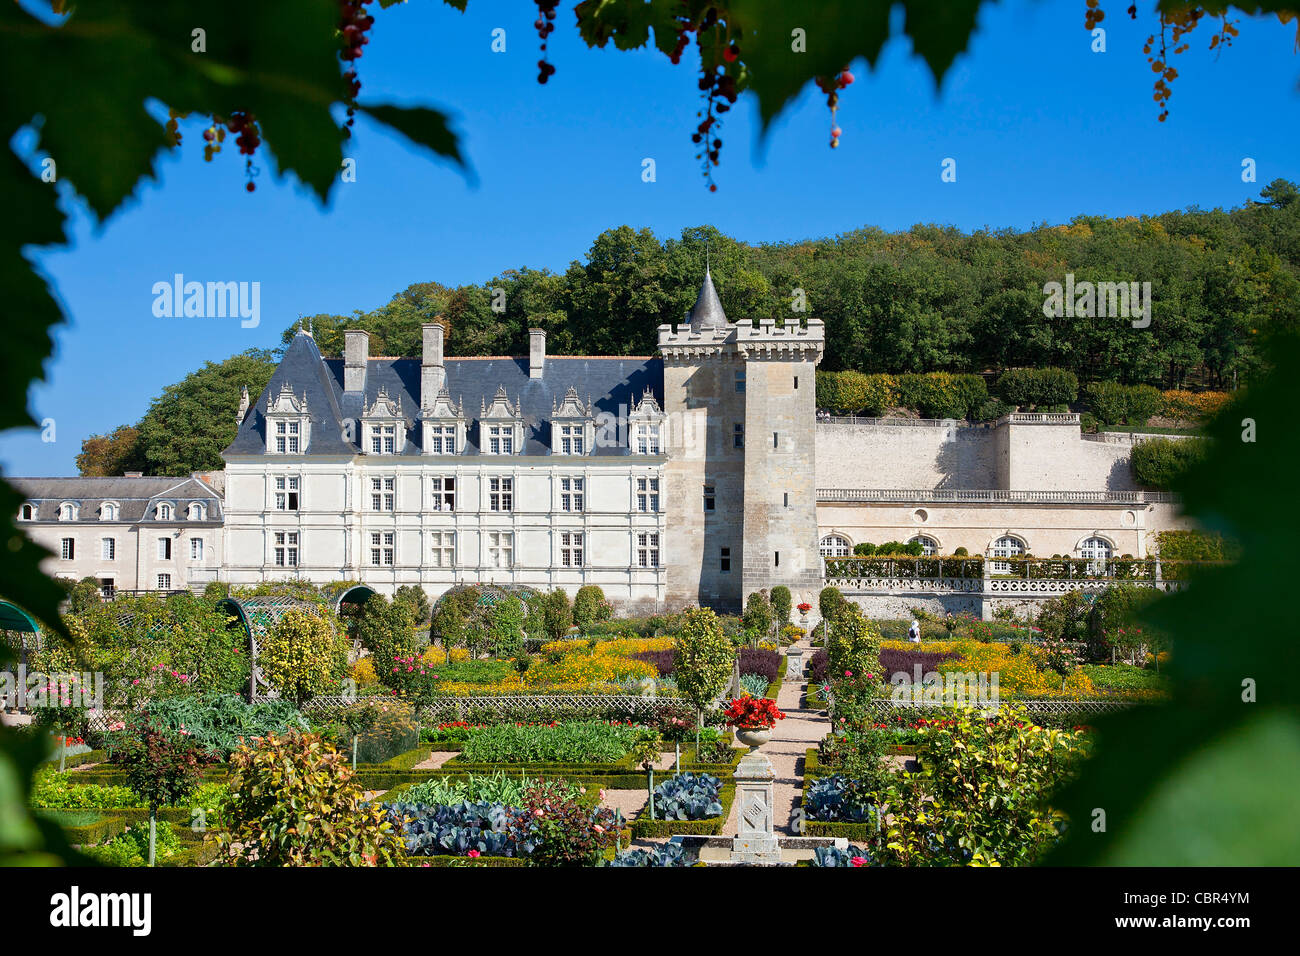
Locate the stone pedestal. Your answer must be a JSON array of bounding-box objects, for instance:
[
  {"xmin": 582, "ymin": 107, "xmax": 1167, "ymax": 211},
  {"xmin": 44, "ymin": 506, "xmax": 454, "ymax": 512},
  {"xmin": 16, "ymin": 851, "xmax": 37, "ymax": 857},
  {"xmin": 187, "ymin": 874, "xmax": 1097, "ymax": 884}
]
[
  {"xmin": 731, "ymin": 750, "xmax": 782, "ymax": 863},
  {"xmin": 785, "ymin": 647, "xmax": 805, "ymax": 679}
]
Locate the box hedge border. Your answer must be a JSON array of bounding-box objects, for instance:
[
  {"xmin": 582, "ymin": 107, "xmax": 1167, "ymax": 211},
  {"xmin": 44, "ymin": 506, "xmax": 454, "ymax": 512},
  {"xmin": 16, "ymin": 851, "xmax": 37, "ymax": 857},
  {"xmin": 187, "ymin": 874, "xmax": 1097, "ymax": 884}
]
[{"xmin": 629, "ymin": 782, "xmax": 736, "ymax": 838}]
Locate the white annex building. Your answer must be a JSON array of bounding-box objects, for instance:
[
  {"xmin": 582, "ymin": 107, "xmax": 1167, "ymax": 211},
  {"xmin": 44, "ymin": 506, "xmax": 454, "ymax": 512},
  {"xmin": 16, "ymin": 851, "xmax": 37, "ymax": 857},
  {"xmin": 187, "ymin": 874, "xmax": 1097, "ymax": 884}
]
[{"xmin": 15, "ymin": 273, "xmax": 1193, "ymax": 615}]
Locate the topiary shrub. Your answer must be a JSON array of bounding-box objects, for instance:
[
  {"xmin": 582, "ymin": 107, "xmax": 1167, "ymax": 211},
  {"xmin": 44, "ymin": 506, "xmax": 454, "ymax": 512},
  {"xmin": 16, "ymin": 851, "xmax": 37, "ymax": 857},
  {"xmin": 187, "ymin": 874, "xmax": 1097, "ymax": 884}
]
[
  {"xmin": 819, "ymin": 586, "xmax": 845, "ymax": 622},
  {"xmin": 769, "ymin": 585, "xmax": 792, "ymax": 626},
  {"xmin": 393, "ymin": 585, "xmax": 431, "ymax": 627},
  {"xmin": 826, "ymin": 603, "xmax": 884, "ymax": 681},
  {"xmin": 672, "ymin": 607, "xmax": 735, "ymax": 736},
  {"xmin": 215, "ymin": 732, "xmax": 404, "ymax": 866},
  {"xmin": 572, "ymin": 585, "xmax": 611, "ymax": 632},
  {"xmin": 357, "ymin": 594, "xmax": 420, "ymax": 668}
]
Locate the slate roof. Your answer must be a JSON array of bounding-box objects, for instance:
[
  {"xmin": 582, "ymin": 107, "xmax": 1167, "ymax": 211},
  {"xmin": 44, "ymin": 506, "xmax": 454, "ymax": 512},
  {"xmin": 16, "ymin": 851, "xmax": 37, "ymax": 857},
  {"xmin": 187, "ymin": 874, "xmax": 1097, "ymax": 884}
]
[
  {"xmin": 223, "ymin": 330, "xmax": 664, "ymax": 458},
  {"xmin": 688, "ymin": 268, "xmax": 729, "ymax": 330},
  {"xmin": 12, "ymin": 476, "xmax": 224, "ymax": 524}
]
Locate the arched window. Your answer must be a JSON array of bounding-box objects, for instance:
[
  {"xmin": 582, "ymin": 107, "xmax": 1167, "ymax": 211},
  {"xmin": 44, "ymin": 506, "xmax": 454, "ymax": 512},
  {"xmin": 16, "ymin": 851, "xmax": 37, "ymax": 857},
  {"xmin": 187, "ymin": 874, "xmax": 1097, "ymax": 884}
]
[
  {"xmin": 819, "ymin": 533, "xmax": 852, "ymax": 558},
  {"xmin": 1080, "ymin": 536, "xmax": 1113, "ymax": 574},
  {"xmin": 909, "ymin": 535, "xmax": 939, "ymax": 557},
  {"xmin": 187, "ymin": 503, "xmax": 206, "ymax": 521},
  {"xmin": 19, "ymin": 503, "xmax": 34, "ymax": 521},
  {"xmin": 990, "ymin": 535, "xmax": 1026, "ymax": 573},
  {"xmin": 58, "ymin": 502, "xmax": 77, "ymax": 521},
  {"xmin": 156, "ymin": 503, "xmax": 173, "ymax": 521},
  {"xmin": 100, "ymin": 502, "xmax": 118, "ymax": 521}
]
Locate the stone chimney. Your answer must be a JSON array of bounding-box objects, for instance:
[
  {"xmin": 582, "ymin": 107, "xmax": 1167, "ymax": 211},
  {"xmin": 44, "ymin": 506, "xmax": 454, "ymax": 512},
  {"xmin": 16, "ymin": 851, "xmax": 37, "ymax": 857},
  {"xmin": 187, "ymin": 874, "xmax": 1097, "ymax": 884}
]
[
  {"xmin": 422, "ymin": 320, "xmax": 446, "ymax": 407},
  {"xmin": 343, "ymin": 329, "xmax": 369, "ymax": 394},
  {"xmin": 529, "ymin": 328, "xmax": 546, "ymax": 380},
  {"xmin": 124, "ymin": 471, "xmax": 143, "ymax": 479}
]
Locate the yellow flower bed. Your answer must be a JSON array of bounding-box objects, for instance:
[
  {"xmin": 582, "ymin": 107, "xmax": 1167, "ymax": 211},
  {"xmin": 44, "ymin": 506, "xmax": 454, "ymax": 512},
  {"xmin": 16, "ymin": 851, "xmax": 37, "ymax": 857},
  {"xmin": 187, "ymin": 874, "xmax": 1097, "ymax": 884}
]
[
  {"xmin": 537, "ymin": 636, "xmax": 672, "ymax": 657},
  {"xmin": 434, "ymin": 679, "xmax": 649, "ymax": 698},
  {"xmin": 422, "ymin": 646, "xmax": 471, "ymax": 666},
  {"xmin": 882, "ymin": 639, "xmax": 1097, "ymax": 698}
]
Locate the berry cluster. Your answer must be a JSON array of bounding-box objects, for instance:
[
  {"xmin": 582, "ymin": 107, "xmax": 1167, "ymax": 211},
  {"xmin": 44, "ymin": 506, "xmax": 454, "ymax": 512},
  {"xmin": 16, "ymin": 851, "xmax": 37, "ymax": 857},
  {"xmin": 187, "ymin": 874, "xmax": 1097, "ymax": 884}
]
[
  {"xmin": 338, "ymin": 0, "xmax": 376, "ymax": 136},
  {"xmin": 201, "ymin": 122, "xmax": 226, "ymax": 162},
  {"xmin": 1084, "ymin": 0, "xmax": 1105, "ymax": 32},
  {"xmin": 535, "ymin": 1, "xmax": 559, "ymax": 83},
  {"xmin": 163, "ymin": 108, "xmax": 187, "ymax": 147},
  {"xmin": 814, "ymin": 68, "xmax": 855, "ymax": 148},
  {"xmin": 1143, "ymin": 6, "xmax": 1216, "ymax": 122},
  {"xmin": 227, "ymin": 112, "xmax": 262, "ymax": 191}
]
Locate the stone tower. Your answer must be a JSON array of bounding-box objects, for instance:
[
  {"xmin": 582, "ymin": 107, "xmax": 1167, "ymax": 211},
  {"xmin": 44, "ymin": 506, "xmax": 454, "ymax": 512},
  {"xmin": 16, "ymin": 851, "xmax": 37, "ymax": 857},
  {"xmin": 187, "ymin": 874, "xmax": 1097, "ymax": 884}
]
[{"xmin": 659, "ymin": 270, "xmax": 824, "ymax": 611}]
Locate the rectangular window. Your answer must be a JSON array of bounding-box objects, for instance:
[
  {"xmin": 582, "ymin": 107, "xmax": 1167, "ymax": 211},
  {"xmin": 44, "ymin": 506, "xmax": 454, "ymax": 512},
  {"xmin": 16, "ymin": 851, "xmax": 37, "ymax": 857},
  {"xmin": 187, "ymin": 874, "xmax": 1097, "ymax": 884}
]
[
  {"xmin": 560, "ymin": 477, "xmax": 584, "ymax": 513},
  {"xmin": 735, "ymin": 369, "xmax": 746, "ymax": 393},
  {"xmin": 636, "ymin": 477, "xmax": 660, "ymax": 513},
  {"xmin": 287, "ymin": 421, "xmax": 300, "ymax": 454},
  {"xmin": 428, "ymin": 424, "xmax": 456, "ymax": 455},
  {"xmin": 61, "ymin": 538, "xmax": 74, "ymax": 560},
  {"xmin": 431, "ymin": 476, "xmax": 456, "ymax": 512},
  {"xmin": 487, "ymin": 531, "xmax": 513, "ymax": 569},
  {"xmin": 274, "ymin": 475, "xmax": 300, "ymax": 511},
  {"xmin": 275, "ymin": 421, "xmax": 286, "ymax": 454},
  {"xmin": 720, "ymin": 547, "xmax": 731, "ymax": 573},
  {"xmin": 773, "ymin": 431, "xmax": 779, "ymax": 449},
  {"xmin": 190, "ymin": 538, "xmax": 204, "ymax": 561},
  {"xmin": 157, "ymin": 573, "xmax": 171, "ymax": 590},
  {"xmin": 369, "ymin": 531, "xmax": 394, "ymax": 567},
  {"xmin": 99, "ymin": 578, "xmax": 115, "ymax": 598},
  {"xmin": 487, "ymin": 425, "xmax": 514, "ymax": 455},
  {"xmin": 703, "ymin": 485, "xmax": 716, "ymax": 512},
  {"xmin": 430, "ymin": 530, "xmax": 456, "ymax": 568},
  {"xmin": 273, "ymin": 531, "xmax": 299, "ymax": 567},
  {"xmin": 783, "ymin": 492, "xmax": 789, "ymax": 508},
  {"xmin": 560, "ymin": 531, "xmax": 584, "ymax": 568},
  {"xmin": 489, "ymin": 477, "xmax": 513, "ymax": 512},
  {"xmin": 634, "ymin": 424, "xmax": 660, "ymax": 455},
  {"xmin": 101, "ymin": 538, "xmax": 116, "ymax": 561},
  {"xmin": 157, "ymin": 537, "xmax": 172, "ymax": 561},
  {"xmin": 734, "ymin": 423, "xmax": 744, "ymax": 448},
  {"xmin": 369, "ymin": 423, "xmax": 396, "ymax": 455},
  {"xmin": 370, "ymin": 476, "xmax": 395, "ymax": 512},
  {"xmin": 775, "ymin": 551, "xmax": 781, "ymax": 568},
  {"xmin": 636, "ymin": 532, "xmax": 660, "ymax": 568},
  {"xmin": 794, "ymin": 375, "xmax": 799, "ymax": 390},
  {"xmin": 559, "ymin": 424, "xmax": 584, "ymax": 455}
]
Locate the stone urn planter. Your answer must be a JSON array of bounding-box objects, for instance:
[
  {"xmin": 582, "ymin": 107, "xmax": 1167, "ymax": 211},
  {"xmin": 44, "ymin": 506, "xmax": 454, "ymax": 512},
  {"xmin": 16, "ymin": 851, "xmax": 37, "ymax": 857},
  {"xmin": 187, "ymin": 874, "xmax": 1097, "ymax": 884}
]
[{"xmin": 735, "ymin": 726, "xmax": 772, "ymax": 750}]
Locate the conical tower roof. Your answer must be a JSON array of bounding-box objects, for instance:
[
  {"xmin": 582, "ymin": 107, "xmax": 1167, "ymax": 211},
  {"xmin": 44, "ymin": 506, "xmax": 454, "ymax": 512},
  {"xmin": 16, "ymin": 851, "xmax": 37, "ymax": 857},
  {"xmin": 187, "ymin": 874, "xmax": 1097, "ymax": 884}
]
[{"xmin": 688, "ymin": 267, "xmax": 729, "ymax": 330}]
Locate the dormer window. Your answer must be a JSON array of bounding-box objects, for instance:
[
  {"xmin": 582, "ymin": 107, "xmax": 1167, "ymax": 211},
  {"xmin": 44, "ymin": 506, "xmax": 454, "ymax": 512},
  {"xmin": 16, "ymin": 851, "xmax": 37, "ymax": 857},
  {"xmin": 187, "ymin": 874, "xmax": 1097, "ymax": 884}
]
[
  {"xmin": 156, "ymin": 503, "xmax": 173, "ymax": 521},
  {"xmin": 19, "ymin": 503, "xmax": 34, "ymax": 521},
  {"xmin": 100, "ymin": 502, "xmax": 119, "ymax": 521},
  {"xmin": 266, "ymin": 383, "xmax": 311, "ymax": 455},
  {"xmin": 550, "ymin": 386, "xmax": 595, "ymax": 456},
  {"xmin": 478, "ymin": 387, "xmax": 524, "ymax": 457},
  {"xmin": 187, "ymin": 502, "xmax": 206, "ymax": 521},
  {"xmin": 370, "ymin": 423, "xmax": 397, "ymax": 455},
  {"xmin": 421, "ymin": 386, "xmax": 466, "ymax": 456},
  {"xmin": 362, "ymin": 386, "xmax": 408, "ymax": 456},
  {"xmin": 628, "ymin": 389, "xmax": 665, "ymax": 457},
  {"xmin": 58, "ymin": 502, "xmax": 78, "ymax": 521}
]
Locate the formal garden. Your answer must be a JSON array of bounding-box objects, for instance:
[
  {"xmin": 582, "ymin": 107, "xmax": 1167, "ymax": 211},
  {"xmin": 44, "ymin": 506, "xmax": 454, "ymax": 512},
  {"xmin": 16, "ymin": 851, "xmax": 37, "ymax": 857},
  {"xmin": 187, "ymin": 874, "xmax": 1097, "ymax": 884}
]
[{"xmin": 4, "ymin": 573, "xmax": 1177, "ymax": 867}]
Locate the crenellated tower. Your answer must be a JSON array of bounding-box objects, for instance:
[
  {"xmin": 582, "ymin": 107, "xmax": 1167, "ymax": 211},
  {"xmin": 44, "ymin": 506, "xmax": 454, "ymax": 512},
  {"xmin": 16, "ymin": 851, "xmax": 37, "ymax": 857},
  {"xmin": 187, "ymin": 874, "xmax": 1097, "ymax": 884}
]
[{"xmin": 658, "ymin": 269, "xmax": 824, "ymax": 611}]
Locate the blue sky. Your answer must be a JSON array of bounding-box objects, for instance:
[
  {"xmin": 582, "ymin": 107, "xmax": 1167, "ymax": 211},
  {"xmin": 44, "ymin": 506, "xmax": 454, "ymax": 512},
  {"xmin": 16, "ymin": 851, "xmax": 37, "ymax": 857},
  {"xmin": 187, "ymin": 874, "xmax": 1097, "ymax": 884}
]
[{"xmin": 4, "ymin": 0, "xmax": 1298, "ymax": 476}]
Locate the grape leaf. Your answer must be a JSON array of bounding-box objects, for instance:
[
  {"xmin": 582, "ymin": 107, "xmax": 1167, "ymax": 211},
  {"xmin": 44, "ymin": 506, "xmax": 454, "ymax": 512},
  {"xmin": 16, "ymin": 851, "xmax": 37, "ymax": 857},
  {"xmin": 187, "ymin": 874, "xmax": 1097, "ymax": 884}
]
[{"xmin": 356, "ymin": 103, "xmax": 474, "ymax": 181}]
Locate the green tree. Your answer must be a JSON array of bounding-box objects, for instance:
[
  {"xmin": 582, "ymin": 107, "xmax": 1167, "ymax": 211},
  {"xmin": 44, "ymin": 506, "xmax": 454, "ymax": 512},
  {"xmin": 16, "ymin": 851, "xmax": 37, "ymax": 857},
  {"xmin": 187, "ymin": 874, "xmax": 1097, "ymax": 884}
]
[
  {"xmin": 259, "ymin": 608, "xmax": 347, "ymax": 707},
  {"xmin": 572, "ymin": 584, "xmax": 610, "ymax": 632},
  {"xmin": 742, "ymin": 590, "xmax": 774, "ymax": 646},
  {"xmin": 769, "ymin": 585, "xmax": 792, "ymax": 627},
  {"xmin": 356, "ymin": 595, "xmax": 419, "ymax": 673},
  {"xmin": 672, "ymin": 606, "xmax": 735, "ymax": 748},
  {"xmin": 541, "ymin": 589, "xmax": 573, "ymax": 641},
  {"xmin": 826, "ymin": 603, "xmax": 884, "ymax": 682},
  {"xmin": 75, "ymin": 424, "xmax": 144, "ymax": 476},
  {"xmin": 392, "ymin": 585, "xmax": 431, "ymax": 627}
]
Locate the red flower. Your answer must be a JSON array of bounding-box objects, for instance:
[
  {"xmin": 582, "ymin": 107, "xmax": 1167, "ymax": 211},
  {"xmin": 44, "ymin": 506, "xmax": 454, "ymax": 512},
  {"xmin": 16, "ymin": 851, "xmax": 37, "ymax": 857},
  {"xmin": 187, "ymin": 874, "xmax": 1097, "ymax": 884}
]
[{"xmin": 723, "ymin": 694, "xmax": 785, "ymax": 730}]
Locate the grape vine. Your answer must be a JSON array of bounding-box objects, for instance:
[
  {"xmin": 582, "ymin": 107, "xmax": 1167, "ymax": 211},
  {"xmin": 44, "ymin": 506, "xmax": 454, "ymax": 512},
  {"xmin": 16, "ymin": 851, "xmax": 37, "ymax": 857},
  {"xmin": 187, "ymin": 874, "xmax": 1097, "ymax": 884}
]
[{"xmin": 535, "ymin": 1, "xmax": 559, "ymax": 83}]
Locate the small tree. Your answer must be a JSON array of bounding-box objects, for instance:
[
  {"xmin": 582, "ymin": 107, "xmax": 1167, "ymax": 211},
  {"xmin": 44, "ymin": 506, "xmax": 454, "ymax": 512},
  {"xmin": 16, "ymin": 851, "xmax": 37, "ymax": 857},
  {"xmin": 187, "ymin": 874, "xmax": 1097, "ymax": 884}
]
[
  {"xmin": 672, "ymin": 606, "xmax": 735, "ymax": 752},
  {"xmin": 213, "ymin": 732, "xmax": 403, "ymax": 866},
  {"xmin": 826, "ymin": 603, "xmax": 884, "ymax": 684},
  {"xmin": 356, "ymin": 594, "xmax": 420, "ymax": 664},
  {"xmin": 542, "ymin": 589, "xmax": 573, "ymax": 641},
  {"xmin": 109, "ymin": 714, "xmax": 205, "ymax": 865},
  {"xmin": 65, "ymin": 576, "xmax": 103, "ymax": 615},
  {"xmin": 488, "ymin": 595, "xmax": 527, "ymax": 658},
  {"xmin": 393, "ymin": 585, "xmax": 432, "ymax": 627},
  {"xmin": 572, "ymin": 584, "xmax": 611, "ymax": 632},
  {"xmin": 769, "ymin": 585, "xmax": 792, "ymax": 627},
  {"xmin": 819, "ymin": 586, "xmax": 845, "ymax": 623},
  {"xmin": 742, "ymin": 590, "xmax": 774, "ymax": 647},
  {"xmin": 259, "ymin": 608, "xmax": 348, "ymax": 707}
]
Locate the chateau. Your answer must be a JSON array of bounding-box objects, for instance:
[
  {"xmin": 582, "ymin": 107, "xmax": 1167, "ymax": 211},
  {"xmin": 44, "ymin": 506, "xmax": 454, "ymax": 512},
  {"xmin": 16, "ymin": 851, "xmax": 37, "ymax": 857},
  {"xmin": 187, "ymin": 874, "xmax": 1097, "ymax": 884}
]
[{"xmin": 15, "ymin": 273, "xmax": 1192, "ymax": 615}]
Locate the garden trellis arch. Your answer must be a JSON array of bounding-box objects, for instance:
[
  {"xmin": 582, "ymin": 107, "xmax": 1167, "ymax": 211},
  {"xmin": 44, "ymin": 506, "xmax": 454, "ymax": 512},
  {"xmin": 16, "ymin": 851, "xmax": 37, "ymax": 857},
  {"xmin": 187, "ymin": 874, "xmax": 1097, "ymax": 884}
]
[
  {"xmin": 217, "ymin": 595, "xmax": 323, "ymax": 701},
  {"xmin": 0, "ymin": 599, "xmax": 42, "ymax": 668}
]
